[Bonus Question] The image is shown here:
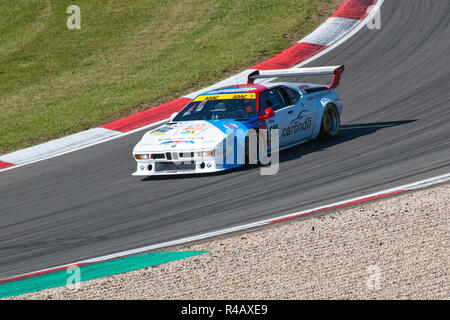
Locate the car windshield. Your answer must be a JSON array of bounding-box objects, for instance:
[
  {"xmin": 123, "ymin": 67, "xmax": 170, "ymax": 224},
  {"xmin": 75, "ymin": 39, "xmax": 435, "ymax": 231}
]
[{"xmin": 173, "ymin": 96, "xmax": 257, "ymax": 121}]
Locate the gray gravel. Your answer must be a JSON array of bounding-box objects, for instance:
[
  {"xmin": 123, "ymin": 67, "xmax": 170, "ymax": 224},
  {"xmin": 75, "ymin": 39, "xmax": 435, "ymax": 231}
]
[{"xmin": 9, "ymin": 183, "xmax": 449, "ymax": 300}]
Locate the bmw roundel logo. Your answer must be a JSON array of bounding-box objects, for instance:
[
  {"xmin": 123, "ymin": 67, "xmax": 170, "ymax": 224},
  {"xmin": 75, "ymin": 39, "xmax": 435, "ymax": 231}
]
[
  {"xmin": 140, "ymin": 165, "xmax": 145, "ymax": 170},
  {"xmin": 207, "ymin": 163, "xmax": 212, "ymax": 168}
]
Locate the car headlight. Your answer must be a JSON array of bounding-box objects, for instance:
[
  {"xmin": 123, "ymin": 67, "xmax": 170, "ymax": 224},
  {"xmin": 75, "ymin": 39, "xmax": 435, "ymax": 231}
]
[
  {"xmin": 197, "ymin": 150, "xmax": 214, "ymax": 157},
  {"xmin": 135, "ymin": 154, "xmax": 150, "ymax": 160}
]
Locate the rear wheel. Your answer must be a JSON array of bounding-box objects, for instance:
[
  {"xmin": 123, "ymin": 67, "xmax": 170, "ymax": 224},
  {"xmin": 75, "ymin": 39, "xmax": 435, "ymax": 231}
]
[{"xmin": 318, "ymin": 104, "xmax": 340, "ymax": 139}]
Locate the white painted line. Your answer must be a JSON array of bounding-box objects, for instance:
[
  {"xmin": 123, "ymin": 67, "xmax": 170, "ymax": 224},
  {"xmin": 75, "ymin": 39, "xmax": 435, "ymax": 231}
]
[{"xmin": 0, "ymin": 128, "xmax": 120, "ymax": 165}]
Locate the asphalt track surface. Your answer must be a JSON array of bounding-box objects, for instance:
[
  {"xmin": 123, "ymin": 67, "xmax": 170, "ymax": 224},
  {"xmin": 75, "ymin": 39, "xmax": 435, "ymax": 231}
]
[{"xmin": 1, "ymin": 0, "xmax": 449, "ymax": 279}]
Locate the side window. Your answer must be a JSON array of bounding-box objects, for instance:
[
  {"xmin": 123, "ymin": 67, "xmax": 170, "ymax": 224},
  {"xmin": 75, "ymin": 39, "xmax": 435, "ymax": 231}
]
[
  {"xmin": 280, "ymin": 86, "xmax": 300, "ymax": 105},
  {"xmin": 259, "ymin": 88, "xmax": 287, "ymax": 114}
]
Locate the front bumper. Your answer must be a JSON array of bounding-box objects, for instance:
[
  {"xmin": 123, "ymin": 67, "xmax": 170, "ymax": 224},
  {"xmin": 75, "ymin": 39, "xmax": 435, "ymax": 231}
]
[
  {"xmin": 132, "ymin": 145, "xmax": 247, "ymax": 176},
  {"xmin": 132, "ymin": 158, "xmax": 227, "ymax": 176}
]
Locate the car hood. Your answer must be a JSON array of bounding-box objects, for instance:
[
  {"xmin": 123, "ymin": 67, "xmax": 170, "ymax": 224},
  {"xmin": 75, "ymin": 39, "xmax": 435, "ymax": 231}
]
[{"xmin": 133, "ymin": 120, "xmax": 249, "ymax": 153}]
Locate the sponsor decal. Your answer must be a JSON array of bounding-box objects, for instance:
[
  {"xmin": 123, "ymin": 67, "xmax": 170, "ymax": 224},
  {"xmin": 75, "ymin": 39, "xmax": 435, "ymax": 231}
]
[
  {"xmin": 159, "ymin": 140, "xmax": 195, "ymax": 145},
  {"xmin": 282, "ymin": 111, "xmax": 312, "ymax": 137},
  {"xmin": 223, "ymin": 123, "xmax": 239, "ymax": 130},
  {"xmin": 193, "ymin": 93, "xmax": 256, "ymax": 102},
  {"xmin": 159, "ymin": 136, "xmax": 206, "ymax": 141},
  {"xmin": 180, "ymin": 123, "xmax": 207, "ymax": 135},
  {"xmin": 159, "ymin": 170, "xmax": 195, "ymax": 174},
  {"xmin": 206, "ymin": 87, "xmax": 259, "ymax": 94},
  {"xmin": 150, "ymin": 126, "xmax": 174, "ymax": 135}
]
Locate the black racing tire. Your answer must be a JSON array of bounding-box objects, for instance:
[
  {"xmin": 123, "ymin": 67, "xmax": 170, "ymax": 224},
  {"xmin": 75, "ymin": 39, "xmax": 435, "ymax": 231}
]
[
  {"xmin": 244, "ymin": 130, "xmax": 268, "ymax": 165},
  {"xmin": 318, "ymin": 104, "xmax": 340, "ymax": 140},
  {"xmin": 245, "ymin": 134, "xmax": 258, "ymax": 165}
]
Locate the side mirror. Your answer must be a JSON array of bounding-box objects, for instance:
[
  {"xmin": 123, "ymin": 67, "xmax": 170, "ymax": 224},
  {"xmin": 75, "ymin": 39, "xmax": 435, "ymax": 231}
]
[
  {"xmin": 260, "ymin": 108, "xmax": 275, "ymax": 120},
  {"xmin": 170, "ymin": 112, "xmax": 178, "ymax": 121}
]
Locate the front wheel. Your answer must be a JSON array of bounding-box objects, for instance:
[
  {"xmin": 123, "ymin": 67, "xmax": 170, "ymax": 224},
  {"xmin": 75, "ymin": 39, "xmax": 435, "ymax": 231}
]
[
  {"xmin": 318, "ymin": 105, "xmax": 340, "ymax": 140},
  {"xmin": 244, "ymin": 131, "xmax": 268, "ymax": 165}
]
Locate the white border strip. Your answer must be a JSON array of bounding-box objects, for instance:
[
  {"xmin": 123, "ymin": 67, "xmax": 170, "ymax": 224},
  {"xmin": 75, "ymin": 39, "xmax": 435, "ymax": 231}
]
[
  {"xmin": 295, "ymin": 0, "xmax": 384, "ymax": 68},
  {"xmin": 0, "ymin": 119, "xmax": 168, "ymax": 173},
  {"xmin": 300, "ymin": 17, "xmax": 359, "ymax": 46}
]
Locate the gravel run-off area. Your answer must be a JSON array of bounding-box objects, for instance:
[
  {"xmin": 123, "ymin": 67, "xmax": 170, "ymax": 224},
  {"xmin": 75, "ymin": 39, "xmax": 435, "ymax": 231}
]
[{"xmin": 8, "ymin": 183, "xmax": 449, "ymax": 300}]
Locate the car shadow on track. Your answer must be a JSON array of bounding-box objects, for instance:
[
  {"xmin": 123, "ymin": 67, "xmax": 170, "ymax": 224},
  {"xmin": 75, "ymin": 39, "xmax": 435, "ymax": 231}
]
[
  {"xmin": 275, "ymin": 119, "xmax": 418, "ymax": 165},
  {"xmin": 141, "ymin": 120, "xmax": 417, "ymax": 180}
]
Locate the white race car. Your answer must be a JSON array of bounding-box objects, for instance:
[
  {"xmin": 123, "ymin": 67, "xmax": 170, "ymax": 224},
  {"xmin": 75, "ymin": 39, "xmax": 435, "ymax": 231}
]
[{"xmin": 132, "ymin": 65, "xmax": 344, "ymax": 175}]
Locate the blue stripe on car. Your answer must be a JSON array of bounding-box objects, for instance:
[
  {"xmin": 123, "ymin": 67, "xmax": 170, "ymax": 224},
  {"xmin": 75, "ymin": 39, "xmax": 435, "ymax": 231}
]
[{"xmin": 206, "ymin": 120, "xmax": 255, "ymax": 169}]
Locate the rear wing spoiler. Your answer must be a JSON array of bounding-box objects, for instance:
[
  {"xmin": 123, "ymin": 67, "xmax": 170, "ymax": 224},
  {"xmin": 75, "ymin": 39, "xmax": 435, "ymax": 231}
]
[{"xmin": 247, "ymin": 65, "xmax": 345, "ymax": 89}]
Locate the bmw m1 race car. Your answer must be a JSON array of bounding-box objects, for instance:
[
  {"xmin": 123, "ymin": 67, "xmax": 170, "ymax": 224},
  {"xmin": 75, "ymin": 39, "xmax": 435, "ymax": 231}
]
[{"xmin": 132, "ymin": 65, "xmax": 344, "ymax": 176}]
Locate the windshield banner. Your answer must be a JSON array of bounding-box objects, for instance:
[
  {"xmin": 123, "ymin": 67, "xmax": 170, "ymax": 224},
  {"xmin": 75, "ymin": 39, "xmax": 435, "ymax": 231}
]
[{"xmin": 193, "ymin": 93, "xmax": 256, "ymax": 102}]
